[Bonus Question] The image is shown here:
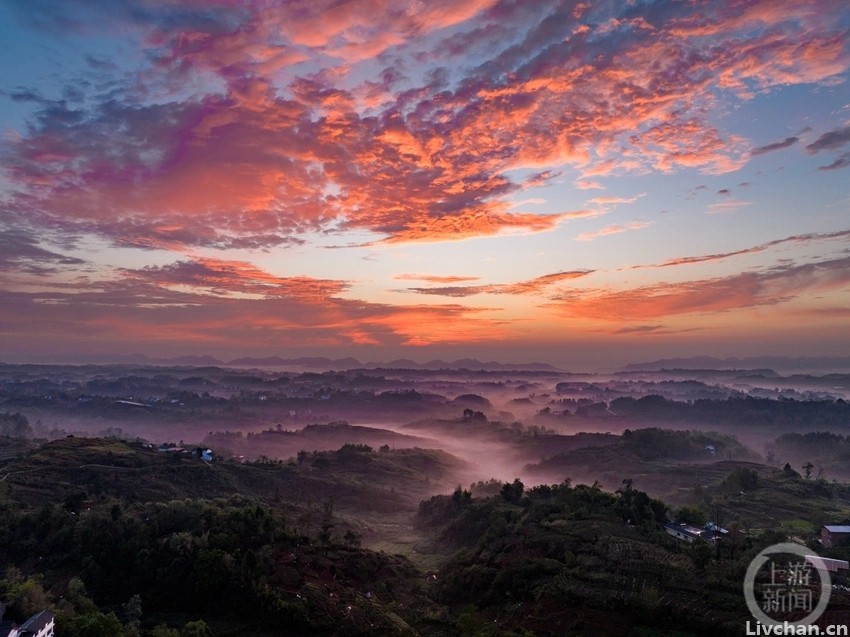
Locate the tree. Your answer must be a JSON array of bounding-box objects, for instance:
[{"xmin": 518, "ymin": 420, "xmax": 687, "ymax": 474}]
[
  {"xmin": 675, "ymin": 506, "xmax": 708, "ymax": 526},
  {"xmin": 691, "ymin": 539, "xmax": 713, "ymax": 571},
  {"xmin": 0, "ymin": 413, "xmax": 32, "ymax": 438},
  {"xmin": 803, "ymin": 461, "xmax": 814, "ymax": 480},
  {"xmin": 181, "ymin": 620, "xmax": 211, "ymax": 637},
  {"xmin": 615, "ymin": 481, "xmax": 667, "ymax": 528},
  {"xmin": 343, "ymin": 529, "xmax": 361, "ymax": 548},
  {"xmin": 719, "ymin": 523, "xmax": 747, "ymax": 560},
  {"xmin": 462, "ymin": 408, "xmax": 486, "ymax": 422},
  {"xmin": 64, "ymin": 611, "xmax": 123, "ymax": 637},
  {"xmin": 319, "ymin": 498, "xmax": 335, "ymax": 546},
  {"xmin": 782, "ymin": 462, "xmax": 801, "ymax": 479},
  {"xmin": 457, "ymin": 605, "xmax": 484, "ymax": 637},
  {"xmin": 4, "ymin": 575, "xmax": 50, "ymax": 619},
  {"xmin": 500, "ymin": 479, "xmax": 524, "ymax": 504},
  {"xmin": 451, "ymin": 486, "xmax": 472, "ymax": 507},
  {"xmin": 724, "ymin": 467, "xmax": 758, "ymax": 492},
  {"xmin": 122, "ymin": 594, "xmax": 142, "ymax": 636}
]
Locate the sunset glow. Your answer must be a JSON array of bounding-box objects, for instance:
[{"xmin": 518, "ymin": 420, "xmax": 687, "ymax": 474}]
[{"xmin": 1, "ymin": 0, "xmax": 849, "ymax": 368}]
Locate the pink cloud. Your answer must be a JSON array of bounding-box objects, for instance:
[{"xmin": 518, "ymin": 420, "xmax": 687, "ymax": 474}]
[
  {"xmin": 575, "ymin": 179, "xmax": 603, "ymax": 190},
  {"xmin": 549, "ymin": 256, "xmax": 850, "ymax": 321},
  {"xmin": 0, "ymin": 257, "xmax": 512, "ymax": 351},
  {"xmin": 706, "ymin": 200, "xmax": 752, "ymax": 215},
  {"xmin": 124, "ymin": 257, "xmax": 350, "ymax": 301},
  {"xmin": 405, "ymin": 270, "xmax": 594, "ymax": 297},
  {"xmin": 575, "ymin": 222, "xmax": 651, "ymax": 242},
  {"xmin": 631, "ymin": 229, "xmax": 850, "ymax": 270},
  {"xmin": 3, "ymin": 0, "xmax": 849, "ymax": 252},
  {"xmin": 588, "ymin": 194, "xmax": 644, "ymax": 206},
  {"xmin": 394, "ymin": 273, "xmax": 481, "ymax": 284}
]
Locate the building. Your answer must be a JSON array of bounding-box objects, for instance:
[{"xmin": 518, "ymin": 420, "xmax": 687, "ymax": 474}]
[
  {"xmin": 18, "ymin": 611, "xmax": 54, "ymax": 637},
  {"xmin": 664, "ymin": 522, "xmax": 707, "ymax": 543},
  {"xmin": 805, "ymin": 555, "xmax": 850, "ymax": 573},
  {"xmin": 0, "ymin": 608, "xmax": 54, "ymax": 637},
  {"xmin": 821, "ymin": 525, "xmax": 850, "ymax": 548},
  {"xmin": 664, "ymin": 521, "xmax": 728, "ymax": 543}
]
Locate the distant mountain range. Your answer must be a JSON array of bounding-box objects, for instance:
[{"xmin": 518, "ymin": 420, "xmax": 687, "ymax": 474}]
[
  {"xmin": 230, "ymin": 356, "xmax": 562, "ymax": 372},
  {"xmin": 620, "ymin": 355, "xmax": 850, "ymax": 373},
  {"xmin": 11, "ymin": 352, "xmax": 849, "ymax": 374},
  {"xmin": 10, "ymin": 352, "xmax": 562, "ymax": 372}
]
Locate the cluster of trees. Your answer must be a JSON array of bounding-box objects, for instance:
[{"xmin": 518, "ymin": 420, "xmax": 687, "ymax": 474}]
[
  {"xmin": 0, "ymin": 413, "xmax": 31, "ymax": 438},
  {"xmin": 417, "ymin": 476, "xmax": 783, "ymax": 635},
  {"xmin": 419, "ymin": 478, "xmax": 668, "ymax": 549},
  {"xmin": 0, "ymin": 497, "xmax": 302, "ymax": 621},
  {"xmin": 620, "ymin": 427, "xmax": 753, "ymax": 461},
  {"xmin": 767, "ymin": 431, "xmax": 850, "ymax": 477},
  {"xmin": 543, "ymin": 394, "xmax": 850, "ymax": 429},
  {"xmin": 1, "ymin": 436, "xmax": 478, "ymax": 634},
  {"xmin": 0, "ymin": 492, "xmax": 424, "ymax": 634}
]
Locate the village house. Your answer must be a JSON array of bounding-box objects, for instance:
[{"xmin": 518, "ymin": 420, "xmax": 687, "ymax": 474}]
[
  {"xmin": 805, "ymin": 554, "xmax": 850, "ymax": 574},
  {"xmin": 664, "ymin": 521, "xmax": 728, "ymax": 543},
  {"xmin": 0, "ymin": 605, "xmax": 54, "ymax": 637},
  {"xmin": 821, "ymin": 525, "xmax": 850, "ymax": 548},
  {"xmin": 664, "ymin": 522, "xmax": 707, "ymax": 543}
]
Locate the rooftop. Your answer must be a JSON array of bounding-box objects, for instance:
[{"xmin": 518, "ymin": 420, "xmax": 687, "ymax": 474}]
[
  {"xmin": 20, "ymin": 610, "xmax": 53, "ymax": 633},
  {"xmin": 825, "ymin": 525, "xmax": 850, "ymax": 533}
]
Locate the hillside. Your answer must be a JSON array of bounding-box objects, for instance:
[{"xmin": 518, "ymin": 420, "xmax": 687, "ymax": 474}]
[
  {"xmin": 0, "ymin": 437, "xmax": 466, "ymax": 515},
  {"xmin": 0, "ymin": 437, "xmax": 474, "ymax": 635},
  {"xmin": 415, "ymin": 478, "xmax": 850, "ymax": 636},
  {"xmin": 203, "ymin": 421, "xmax": 438, "ymax": 462},
  {"xmin": 5, "ymin": 432, "xmax": 850, "ymax": 635}
]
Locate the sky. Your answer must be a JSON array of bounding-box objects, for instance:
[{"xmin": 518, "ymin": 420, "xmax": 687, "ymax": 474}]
[{"xmin": 1, "ymin": 0, "xmax": 849, "ymax": 370}]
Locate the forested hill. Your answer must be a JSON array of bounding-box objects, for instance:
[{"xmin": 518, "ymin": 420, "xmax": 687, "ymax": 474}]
[
  {"xmin": 4, "ymin": 436, "xmax": 850, "ymax": 635},
  {"xmin": 0, "ymin": 437, "xmax": 463, "ymax": 635},
  {"xmin": 417, "ymin": 481, "xmax": 748, "ymax": 636}
]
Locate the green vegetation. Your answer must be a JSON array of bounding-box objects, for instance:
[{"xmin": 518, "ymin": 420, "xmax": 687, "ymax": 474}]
[
  {"xmin": 3, "ymin": 433, "xmax": 850, "ymax": 635},
  {"xmin": 619, "ymin": 428, "xmax": 754, "ymax": 462},
  {"xmin": 5, "ymin": 364, "xmax": 850, "ymax": 637},
  {"xmin": 0, "ymin": 412, "xmax": 32, "ymax": 438},
  {"xmin": 417, "ymin": 480, "xmax": 763, "ymax": 636},
  {"xmin": 0, "ymin": 438, "xmax": 450, "ymax": 635},
  {"xmin": 603, "ymin": 395, "xmax": 850, "ymax": 429}
]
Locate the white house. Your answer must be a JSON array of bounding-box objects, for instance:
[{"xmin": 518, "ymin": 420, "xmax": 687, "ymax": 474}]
[
  {"xmin": 664, "ymin": 521, "xmax": 728, "ymax": 543},
  {"xmin": 806, "ymin": 555, "xmax": 850, "ymax": 573},
  {"xmin": 664, "ymin": 522, "xmax": 706, "ymax": 543},
  {"xmin": 0, "ymin": 610, "xmax": 54, "ymax": 637}
]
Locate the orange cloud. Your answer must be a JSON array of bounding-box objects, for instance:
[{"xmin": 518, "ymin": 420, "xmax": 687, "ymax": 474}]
[
  {"xmin": 576, "ymin": 179, "xmax": 603, "ymax": 190},
  {"xmin": 575, "ymin": 222, "xmax": 651, "ymax": 242},
  {"xmin": 394, "ymin": 273, "xmax": 482, "ymax": 283},
  {"xmin": 124, "ymin": 258, "xmax": 349, "ymax": 301},
  {"xmin": 549, "ymin": 256, "xmax": 850, "ymax": 321},
  {"xmin": 4, "ymin": 0, "xmax": 850, "ymax": 252},
  {"xmin": 370, "ymin": 209, "xmax": 570, "ymax": 244},
  {"xmin": 497, "ymin": 271, "xmax": 595, "ymax": 295},
  {"xmin": 404, "ymin": 270, "xmax": 594, "ymax": 297},
  {"xmin": 631, "ymin": 229, "xmax": 850, "ymax": 270},
  {"xmin": 0, "ymin": 263, "xmax": 510, "ymax": 353}
]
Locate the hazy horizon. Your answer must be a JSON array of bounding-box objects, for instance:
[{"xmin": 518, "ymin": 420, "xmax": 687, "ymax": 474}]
[{"xmin": 4, "ymin": 348, "xmax": 850, "ymax": 376}]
